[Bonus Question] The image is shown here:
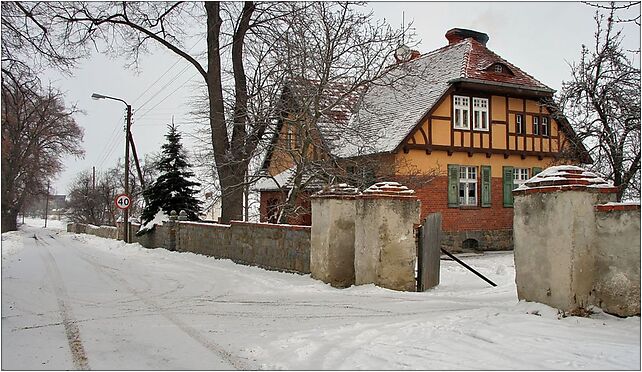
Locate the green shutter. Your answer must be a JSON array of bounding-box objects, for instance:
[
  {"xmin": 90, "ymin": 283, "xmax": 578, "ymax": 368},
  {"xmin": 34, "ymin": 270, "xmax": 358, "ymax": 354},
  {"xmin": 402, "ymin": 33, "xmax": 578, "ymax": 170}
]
[
  {"xmin": 448, "ymin": 164, "xmax": 459, "ymax": 208},
  {"xmin": 503, "ymin": 166, "xmax": 514, "ymax": 207},
  {"xmin": 532, "ymin": 167, "xmax": 543, "ymax": 177},
  {"xmin": 481, "ymin": 165, "xmax": 491, "ymax": 207}
]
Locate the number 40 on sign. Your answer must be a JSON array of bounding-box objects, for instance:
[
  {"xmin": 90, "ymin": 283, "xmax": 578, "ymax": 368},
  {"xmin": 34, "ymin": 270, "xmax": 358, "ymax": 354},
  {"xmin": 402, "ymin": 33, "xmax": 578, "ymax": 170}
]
[{"xmin": 115, "ymin": 194, "xmax": 131, "ymax": 210}]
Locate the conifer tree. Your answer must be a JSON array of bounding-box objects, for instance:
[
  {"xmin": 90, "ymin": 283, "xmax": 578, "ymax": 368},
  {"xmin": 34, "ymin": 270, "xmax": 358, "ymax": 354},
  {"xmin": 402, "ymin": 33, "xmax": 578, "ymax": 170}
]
[{"xmin": 140, "ymin": 123, "xmax": 201, "ymax": 224}]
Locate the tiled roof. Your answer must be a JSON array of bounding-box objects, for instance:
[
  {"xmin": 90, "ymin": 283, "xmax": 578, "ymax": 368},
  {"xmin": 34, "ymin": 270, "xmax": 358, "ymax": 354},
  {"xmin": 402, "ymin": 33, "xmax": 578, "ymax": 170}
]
[
  {"xmin": 267, "ymin": 32, "xmax": 562, "ymax": 163},
  {"xmin": 464, "ymin": 38, "xmax": 550, "ymax": 90},
  {"xmin": 325, "ymin": 37, "xmax": 556, "ymax": 158},
  {"xmin": 331, "ymin": 40, "xmax": 471, "ymax": 158}
]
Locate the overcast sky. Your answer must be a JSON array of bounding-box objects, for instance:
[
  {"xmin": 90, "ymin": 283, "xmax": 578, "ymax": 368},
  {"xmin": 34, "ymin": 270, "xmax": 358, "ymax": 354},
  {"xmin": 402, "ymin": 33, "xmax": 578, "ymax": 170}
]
[{"xmin": 43, "ymin": 1, "xmax": 640, "ymax": 195}]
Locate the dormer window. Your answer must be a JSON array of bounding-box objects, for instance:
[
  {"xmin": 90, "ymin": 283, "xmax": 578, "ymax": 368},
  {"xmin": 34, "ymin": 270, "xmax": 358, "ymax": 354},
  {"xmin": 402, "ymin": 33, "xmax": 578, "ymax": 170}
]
[{"xmin": 487, "ymin": 63, "xmax": 513, "ymax": 75}]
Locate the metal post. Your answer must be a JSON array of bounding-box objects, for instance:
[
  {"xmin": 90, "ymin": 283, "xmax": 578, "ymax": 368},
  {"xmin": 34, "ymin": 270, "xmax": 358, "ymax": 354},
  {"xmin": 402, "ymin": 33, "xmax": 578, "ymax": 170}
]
[
  {"xmin": 124, "ymin": 105, "xmax": 132, "ymax": 243},
  {"xmin": 44, "ymin": 180, "xmax": 50, "ymax": 228},
  {"xmin": 440, "ymin": 248, "xmax": 497, "ymax": 287},
  {"xmin": 244, "ymin": 169, "xmax": 249, "ymax": 221}
]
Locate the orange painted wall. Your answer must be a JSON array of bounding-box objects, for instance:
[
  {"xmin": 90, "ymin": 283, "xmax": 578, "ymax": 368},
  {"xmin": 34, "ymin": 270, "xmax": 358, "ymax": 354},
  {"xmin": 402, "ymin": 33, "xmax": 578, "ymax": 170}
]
[{"xmin": 410, "ymin": 94, "xmax": 567, "ymax": 155}]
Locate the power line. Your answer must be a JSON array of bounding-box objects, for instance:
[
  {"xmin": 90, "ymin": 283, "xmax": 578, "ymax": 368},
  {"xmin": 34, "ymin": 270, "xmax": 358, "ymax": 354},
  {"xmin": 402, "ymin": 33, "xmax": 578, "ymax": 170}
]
[
  {"xmin": 135, "ymin": 63, "xmax": 193, "ymax": 111},
  {"xmin": 136, "ymin": 71, "xmax": 200, "ymax": 120},
  {"xmin": 131, "ymin": 38, "xmax": 204, "ymax": 106}
]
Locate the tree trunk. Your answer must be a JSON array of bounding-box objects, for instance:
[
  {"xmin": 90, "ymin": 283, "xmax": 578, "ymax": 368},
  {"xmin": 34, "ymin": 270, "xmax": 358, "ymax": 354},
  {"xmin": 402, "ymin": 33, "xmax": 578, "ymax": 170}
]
[
  {"xmin": 1, "ymin": 208, "xmax": 19, "ymax": 232},
  {"xmin": 219, "ymin": 163, "xmax": 246, "ymax": 223},
  {"xmin": 204, "ymin": 2, "xmax": 255, "ymax": 223}
]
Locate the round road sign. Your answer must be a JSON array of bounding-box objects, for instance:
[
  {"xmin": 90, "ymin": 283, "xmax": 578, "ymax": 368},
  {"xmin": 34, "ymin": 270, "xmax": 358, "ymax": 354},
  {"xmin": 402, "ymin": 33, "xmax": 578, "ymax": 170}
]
[{"xmin": 115, "ymin": 194, "xmax": 131, "ymax": 210}]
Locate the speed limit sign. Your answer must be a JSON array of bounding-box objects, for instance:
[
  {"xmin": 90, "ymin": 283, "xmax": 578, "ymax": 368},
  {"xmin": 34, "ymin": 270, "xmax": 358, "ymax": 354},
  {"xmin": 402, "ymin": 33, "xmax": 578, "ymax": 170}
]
[{"xmin": 115, "ymin": 194, "xmax": 131, "ymax": 210}]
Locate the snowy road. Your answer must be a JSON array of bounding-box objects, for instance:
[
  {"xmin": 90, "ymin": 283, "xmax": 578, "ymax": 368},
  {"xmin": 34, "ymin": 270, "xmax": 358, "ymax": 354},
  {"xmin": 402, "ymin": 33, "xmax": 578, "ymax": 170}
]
[{"xmin": 2, "ymin": 220, "xmax": 640, "ymax": 370}]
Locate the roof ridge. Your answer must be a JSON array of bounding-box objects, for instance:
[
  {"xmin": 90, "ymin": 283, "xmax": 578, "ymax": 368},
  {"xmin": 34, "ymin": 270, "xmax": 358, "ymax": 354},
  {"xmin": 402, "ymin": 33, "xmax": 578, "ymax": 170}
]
[
  {"xmin": 463, "ymin": 38, "xmax": 472, "ymax": 79},
  {"xmin": 401, "ymin": 38, "xmax": 469, "ymax": 64},
  {"xmin": 468, "ymin": 38, "xmax": 550, "ymax": 89}
]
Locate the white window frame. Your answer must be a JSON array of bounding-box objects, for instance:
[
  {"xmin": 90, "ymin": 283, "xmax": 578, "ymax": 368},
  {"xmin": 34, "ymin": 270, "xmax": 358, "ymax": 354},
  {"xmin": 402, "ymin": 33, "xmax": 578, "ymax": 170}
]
[
  {"xmin": 533, "ymin": 116, "xmax": 540, "ymax": 135},
  {"xmin": 542, "ymin": 117, "xmax": 549, "ymax": 137},
  {"xmin": 516, "ymin": 114, "xmax": 524, "ymax": 134},
  {"xmin": 459, "ymin": 166, "xmax": 478, "ymax": 206},
  {"xmin": 453, "ymin": 95, "xmax": 470, "ymax": 130},
  {"xmin": 513, "ymin": 168, "xmax": 530, "ymax": 188},
  {"xmin": 472, "ymin": 98, "xmax": 489, "ymax": 131},
  {"xmin": 286, "ymin": 126, "xmax": 293, "ymax": 149}
]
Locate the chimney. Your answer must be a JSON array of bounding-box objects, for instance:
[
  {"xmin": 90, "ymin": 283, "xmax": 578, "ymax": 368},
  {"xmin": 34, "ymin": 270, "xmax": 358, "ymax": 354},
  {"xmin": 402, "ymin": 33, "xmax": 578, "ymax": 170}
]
[{"xmin": 445, "ymin": 28, "xmax": 489, "ymax": 46}]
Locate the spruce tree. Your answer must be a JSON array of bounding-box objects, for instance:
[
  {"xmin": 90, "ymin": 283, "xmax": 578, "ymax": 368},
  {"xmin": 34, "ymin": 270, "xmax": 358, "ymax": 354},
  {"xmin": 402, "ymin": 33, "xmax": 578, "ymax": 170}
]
[{"xmin": 140, "ymin": 123, "xmax": 201, "ymax": 224}]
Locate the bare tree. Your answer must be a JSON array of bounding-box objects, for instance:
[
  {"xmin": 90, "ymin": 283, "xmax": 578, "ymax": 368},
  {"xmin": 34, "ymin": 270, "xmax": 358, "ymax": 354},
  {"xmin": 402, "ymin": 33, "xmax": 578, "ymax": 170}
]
[
  {"xmin": 252, "ymin": 3, "xmax": 433, "ymax": 223},
  {"xmin": 66, "ymin": 154, "xmax": 160, "ymax": 226},
  {"xmin": 1, "ymin": 71, "xmax": 84, "ymax": 231},
  {"xmin": 66, "ymin": 169, "xmax": 110, "ymax": 225},
  {"xmin": 559, "ymin": 3, "xmax": 641, "ymax": 200},
  {"xmin": 22, "ymin": 1, "xmax": 300, "ymax": 223}
]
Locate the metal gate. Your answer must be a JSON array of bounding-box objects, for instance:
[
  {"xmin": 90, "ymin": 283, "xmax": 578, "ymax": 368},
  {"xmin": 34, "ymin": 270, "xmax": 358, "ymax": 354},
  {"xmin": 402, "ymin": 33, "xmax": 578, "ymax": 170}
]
[
  {"xmin": 416, "ymin": 213, "xmax": 442, "ymax": 291},
  {"xmin": 416, "ymin": 212, "xmax": 497, "ymax": 290}
]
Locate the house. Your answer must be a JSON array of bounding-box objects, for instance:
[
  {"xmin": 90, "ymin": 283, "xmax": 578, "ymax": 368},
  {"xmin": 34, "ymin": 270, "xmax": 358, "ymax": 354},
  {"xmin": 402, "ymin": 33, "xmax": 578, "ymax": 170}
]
[
  {"xmin": 255, "ymin": 28, "xmax": 590, "ymax": 251},
  {"xmin": 200, "ymin": 192, "xmax": 222, "ymax": 222}
]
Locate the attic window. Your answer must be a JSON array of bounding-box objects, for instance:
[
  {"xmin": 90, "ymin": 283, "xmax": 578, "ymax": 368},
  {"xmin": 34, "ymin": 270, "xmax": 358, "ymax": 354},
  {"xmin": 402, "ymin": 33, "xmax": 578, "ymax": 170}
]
[{"xmin": 487, "ymin": 63, "xmax": 513, "ymax": 75}]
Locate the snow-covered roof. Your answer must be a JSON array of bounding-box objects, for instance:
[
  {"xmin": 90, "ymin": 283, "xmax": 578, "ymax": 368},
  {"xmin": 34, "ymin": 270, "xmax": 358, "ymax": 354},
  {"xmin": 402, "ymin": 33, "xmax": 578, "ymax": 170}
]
[
  {"xmin": 263, "ymin": 29, "xmax": 578, "ymax": 168},
  {"xmin": 319, "ymin": 37, "xmax": 555, "ymax": 158},
  {"xmin": 253, "ymin": 167, "xmax": 325, "ymax": 192},
  {"xmin": 331, "ymin": 41, "xmax": 470, "ymax": 158},
  {"xmin": 254, "ymin": 168, "xmax": 295, "ymax": 191}
]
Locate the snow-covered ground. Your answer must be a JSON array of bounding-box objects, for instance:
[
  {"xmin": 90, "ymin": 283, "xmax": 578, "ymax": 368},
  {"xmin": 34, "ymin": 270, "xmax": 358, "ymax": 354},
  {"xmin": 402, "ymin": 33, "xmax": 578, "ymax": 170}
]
[{"xmin": 2, "ymin": 218, "xmax": 640, "ymax": 370}]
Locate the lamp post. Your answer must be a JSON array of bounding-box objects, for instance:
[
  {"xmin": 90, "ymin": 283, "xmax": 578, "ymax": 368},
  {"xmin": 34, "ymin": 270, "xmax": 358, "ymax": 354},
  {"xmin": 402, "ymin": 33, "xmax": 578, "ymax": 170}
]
[{"xmin": 91, "ymin": 93, "xmax": 132, "ymax": 243}]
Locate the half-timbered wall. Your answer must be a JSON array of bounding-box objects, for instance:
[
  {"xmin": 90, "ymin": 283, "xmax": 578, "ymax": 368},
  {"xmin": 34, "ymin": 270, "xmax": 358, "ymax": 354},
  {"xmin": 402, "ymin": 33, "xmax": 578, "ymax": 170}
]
[{"xmin": 404, "ymin": 93, "xmax": 566, "ymax": 159}]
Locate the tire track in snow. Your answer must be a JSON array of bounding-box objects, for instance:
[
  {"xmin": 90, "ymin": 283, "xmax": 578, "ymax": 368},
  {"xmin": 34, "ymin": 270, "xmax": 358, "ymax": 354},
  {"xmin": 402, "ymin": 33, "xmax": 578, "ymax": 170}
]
[
  {"xmin": 33, "ymin": 234, "xmax": 90, "ymax": 370},
  {"xmin": 65, "ymin": 239, "xmax": 251, "ymax": 370}
]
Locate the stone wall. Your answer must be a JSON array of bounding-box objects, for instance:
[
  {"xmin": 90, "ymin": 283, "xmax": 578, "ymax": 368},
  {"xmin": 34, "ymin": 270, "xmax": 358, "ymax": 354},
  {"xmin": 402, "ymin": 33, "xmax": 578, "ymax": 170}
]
[
  {"xmin": 67, "ymin": 223, "xmax": 119, "ymax": 240},
  {"xmin": 310, "ymin": 196, "xmax": 357, "ymax": 288},
  {"xmin": 354, "ymin": 183, "xmax": 420, "ymax": 292},
  {"xmin": 513, "ymin": 165, "xmax": 640, "ymax": 317},
  {"xmin": 592, "ymin": 204, "xmax": 641, "ymax": 316},
  {"xmin": 441, "ymin": 229, "xmax": 512, "ymax": 252},
  {"xmin": 68, "ymin": 220, "xmax": 311, "ymax": 274}
]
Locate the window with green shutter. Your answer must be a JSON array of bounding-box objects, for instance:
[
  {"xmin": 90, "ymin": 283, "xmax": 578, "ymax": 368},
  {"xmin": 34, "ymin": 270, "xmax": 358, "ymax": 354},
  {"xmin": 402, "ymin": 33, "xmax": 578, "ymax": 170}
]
[
  {"xmin": 503, "ymin": 166, "xmax": 514, "ymax": 207},
  {"xmin": 481, "ymin": 165, "xmax": 491, "ymax": 207},
  {"xmin": 532, "ymin": 167, "xmax": 542, "ymax": 176},
  {"xmin": 447, "ymin": 164, "xmax": 459, "ymax": 207}
]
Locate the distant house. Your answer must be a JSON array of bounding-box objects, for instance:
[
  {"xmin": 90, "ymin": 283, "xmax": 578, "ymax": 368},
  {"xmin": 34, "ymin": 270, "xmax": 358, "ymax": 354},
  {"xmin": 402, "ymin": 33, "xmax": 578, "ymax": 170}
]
[
  {"xmin": 201, "ymin": 192, "xmax": 222, "ymax": 222},
  {"xmin": 256, "ymin": 28, "xmax": 590, "ymax": 251}
]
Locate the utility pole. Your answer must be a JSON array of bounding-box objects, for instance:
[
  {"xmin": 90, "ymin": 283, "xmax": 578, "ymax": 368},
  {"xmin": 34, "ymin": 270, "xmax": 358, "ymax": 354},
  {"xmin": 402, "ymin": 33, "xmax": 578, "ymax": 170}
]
[
  {"xmin": 92, "ymin": 166, "xmax": 96, "ymax": 191},
  {"xmin": 124, "ymin": 104, "xmax": 132, "ymax": 243},
  {"xmin": 92, "ymin": 93, "xmax": 133, "ymax": 244},
  {"xmin": 44, "ymin": 180, "xmax": 50, "ymax": 228}
]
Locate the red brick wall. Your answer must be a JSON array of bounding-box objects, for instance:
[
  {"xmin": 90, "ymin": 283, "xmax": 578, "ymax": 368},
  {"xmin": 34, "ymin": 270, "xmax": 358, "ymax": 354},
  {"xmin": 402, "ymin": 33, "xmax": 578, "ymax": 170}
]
[
  {"xmin": 260, "ymin": 177, "xmax": 513, "ymax": 232},
  {"xmin": 413, "ymin": 176, "xmax": 513, "ymax": 232},
  {"xmin": 259, "ymin": 191, "xmax": 312, "ymax": 226}
]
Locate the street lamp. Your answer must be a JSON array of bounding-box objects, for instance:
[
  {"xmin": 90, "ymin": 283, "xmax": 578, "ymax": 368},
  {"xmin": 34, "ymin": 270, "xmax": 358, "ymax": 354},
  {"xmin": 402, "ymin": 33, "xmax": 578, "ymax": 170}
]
[{"xmin": 92, "ymin": 92, "xmax": 132, "ymax": 243}]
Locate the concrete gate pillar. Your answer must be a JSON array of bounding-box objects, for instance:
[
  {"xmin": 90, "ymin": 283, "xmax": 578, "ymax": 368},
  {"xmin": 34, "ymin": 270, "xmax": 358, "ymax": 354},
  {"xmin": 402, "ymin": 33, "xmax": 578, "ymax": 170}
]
[
  {"xmin": 354, "ymin": 182, "xmax": 420, "ymax": 291},
  {"xmin": 513, "ymin": 165, "xmax": 617, "ymax": 312},
  {"xmin": 310, "ymin": 184, "xmax": 360, "ymax": 288}
]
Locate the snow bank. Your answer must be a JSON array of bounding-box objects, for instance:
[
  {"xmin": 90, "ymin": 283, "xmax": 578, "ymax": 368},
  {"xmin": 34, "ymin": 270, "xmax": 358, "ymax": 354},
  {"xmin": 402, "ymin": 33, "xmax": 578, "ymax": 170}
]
[
  {"xmin": 137, "ymin": 210, "xmax": 169, "ymax": 235},
  {"xmin": 4, "ymin": 224, "xmax": 639, "ymax": 370},
  {"xmin": 1, "ymin": 231, "xmax": 25, "ymax": 259}
]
